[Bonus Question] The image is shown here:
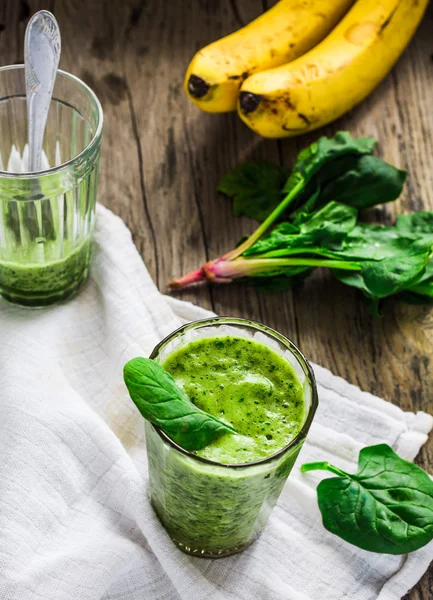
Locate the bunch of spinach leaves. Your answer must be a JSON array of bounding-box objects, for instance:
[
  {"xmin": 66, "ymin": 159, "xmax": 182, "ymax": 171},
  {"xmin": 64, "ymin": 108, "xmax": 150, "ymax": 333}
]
[
  {"xmin": 218, "ymin": 132, "xmax": 406, "ymax": 222},
  {"xmin": 212, "ymin": 131, "xmax": 433, "ymax": 313},
  {"xmin": 301, "ymin": 444, "xmax": 433, "ymax": 555}
]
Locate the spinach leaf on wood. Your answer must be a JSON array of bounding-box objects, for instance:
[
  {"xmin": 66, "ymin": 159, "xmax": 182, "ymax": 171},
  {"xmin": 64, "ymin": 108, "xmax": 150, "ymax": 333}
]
[
  {"xmin": 244, "ymin": 222, "xmax": 300, "ymax": 256},
  {"xmin": 407, "ymin": 258, "xmax": 433, "ymax": 287},
  {"xmin": 245, "ymin": 202, "xmax": 357, "ymax": 256},
  {"xmin": 295, "ymin": 154, "xmax": 406, "ymax": 215},
  {"xmin": 360, "ymin": 248, "xmax": 431, "ymax": 298},
  {"xmin": 217, "ymin": 161, "xmax": 289, "ymax": 221},
  {"xmin": 219, "ymin": 133, "xmax": 376, "ymax": 223},
  {"xmin": 396, "ymin": 289, "xmax": 433, "ymax": 305},
  {"xmin": 297, "ymin": 202, "xmax": 358, "ymax": 235},
  {"xmin": 301, "ymin": 444, "xmax": 433, "ymax": 554},
  {"xmin": 283, "ymin": 131, "xmax": 376, "ymax": 197},
  {"xmin": 242, "ymin": 267, "xmax": 313, "ymax": 292},
  {"xmin": 329, "ymin": 224, "xmax": 413, "ymax": 261},
  {"xmin": 124, "ymin": 357, "xmax": 236, "ymax": 451},
  {"xmin": 397, "ymin": 212, "xmax": 433, "ymax": 236},
  {"xmin": 335, "ymin": 239, "xmax": 432, "ymax": 300}
]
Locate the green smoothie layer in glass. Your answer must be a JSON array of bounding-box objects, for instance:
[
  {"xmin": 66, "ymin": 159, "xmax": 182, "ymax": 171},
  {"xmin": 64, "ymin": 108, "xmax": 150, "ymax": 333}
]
[
  {"xmin": 146, "ymin": 322, "xmax": 317, "ymax": 558},
  {"xmin": 0, "ymin": 238, "xmax": 91, "ymax": 306},
  {"xmin": 162, "ymin": 336, "xmax": 305, "ymax": 464}
]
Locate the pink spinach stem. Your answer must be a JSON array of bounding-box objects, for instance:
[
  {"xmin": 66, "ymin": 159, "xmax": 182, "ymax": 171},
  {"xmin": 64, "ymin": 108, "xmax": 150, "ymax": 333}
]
[
  {"xmin": 169, "ymin": 257, "xmax": 360, "ymax": 289},
  {"xmin": 168, "ymin": 176, "xmax": 361, "ymax": 290}
]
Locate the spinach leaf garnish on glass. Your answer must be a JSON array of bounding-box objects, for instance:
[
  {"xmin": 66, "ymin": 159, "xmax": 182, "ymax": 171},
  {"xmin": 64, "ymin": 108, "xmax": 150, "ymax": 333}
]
[
  {"xmin": 169, "ymin": 131, "xmax": 433, "ymax": 313},
  {"xmin": 302, "ymin": 444, "xmax": 433, "ymax": 555},
  {"xmin": 124, "ymin": 357, "xmax": 236, "ymax": 451}
]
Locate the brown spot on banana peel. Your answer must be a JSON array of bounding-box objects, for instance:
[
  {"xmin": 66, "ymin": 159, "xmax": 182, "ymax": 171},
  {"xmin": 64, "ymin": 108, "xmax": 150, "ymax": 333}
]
[
  {"xmin": 282, "ymin": 95, "xmax": 296, "ymax": 111},
  {"xmin": 345, "ymin": 22, "xmax": 379, "ymax": 46},
  {"xmin": 297, "ymin": 113, "xmax": 312, "ymax": 127},
  {"xmin": 282, "ymin": 115, "xmax": 314, "ymax": 134},
  {"xmin": 228, "ymin": 71, "xmax": 249, "ymax": 81},
  {"xmin": 345, "ymin": 8, "xmax": 398, "ymax": 48},
  {"xmin": 379, "ymin": 4, "xmax": 399, "ymax": 33}
]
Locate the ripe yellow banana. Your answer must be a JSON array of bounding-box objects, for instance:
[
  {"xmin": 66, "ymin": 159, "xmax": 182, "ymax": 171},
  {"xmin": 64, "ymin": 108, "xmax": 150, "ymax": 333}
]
[
  {"xmin": 238, "ymin": 0, "xmax": 428, "ymax": 138},
  {"xmin": 184, "ymin": 0, "xmax": 356, "ymax": 113}
]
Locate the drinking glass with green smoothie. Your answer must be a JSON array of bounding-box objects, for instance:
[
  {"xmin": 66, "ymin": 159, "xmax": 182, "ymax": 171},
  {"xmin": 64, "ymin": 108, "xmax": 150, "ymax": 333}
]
[
  {"xmin": 136, "ymin": 317, "xmax": 318, "ymax": 558},
  {"xmin": 0, "ymin": 65, "xmax": 102, "ymax": 307}
]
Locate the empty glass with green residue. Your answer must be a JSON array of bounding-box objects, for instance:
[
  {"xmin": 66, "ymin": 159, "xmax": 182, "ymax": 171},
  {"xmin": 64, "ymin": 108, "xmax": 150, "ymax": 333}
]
[{"xmin": 0, "ymin": 65, "xmax": 103, "ymax": 307}]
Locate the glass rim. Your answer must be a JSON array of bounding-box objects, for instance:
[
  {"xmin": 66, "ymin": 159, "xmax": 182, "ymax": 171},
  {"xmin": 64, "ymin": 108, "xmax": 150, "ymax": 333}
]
[
  {"xmin": 149, "ymin": 316, "xmax": 318, "ymax": 469},
  {"xmin": 0, "ymin": 64, "xmax": 103, "ymax": 178}
]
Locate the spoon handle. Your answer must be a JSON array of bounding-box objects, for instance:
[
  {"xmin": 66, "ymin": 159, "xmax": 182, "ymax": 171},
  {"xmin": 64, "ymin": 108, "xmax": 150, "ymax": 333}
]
[{"xmin": 25, "ymin": 10, "xmax": 61, "ymax": 172}]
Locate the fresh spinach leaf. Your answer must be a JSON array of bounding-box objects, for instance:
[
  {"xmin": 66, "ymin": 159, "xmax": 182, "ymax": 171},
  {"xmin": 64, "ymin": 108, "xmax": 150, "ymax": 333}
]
[
  {"xmin": 360, "ymin": 246, "xmax": 431, "ymax": 298},
  {"xmin": 283, "ymin": 131, "xmax": 375, "ymax": 197},
  {"xmin": 409, "ymin": 281, "xmax": 433, "ymax": 298},
  {"xmin": 123, "ymin": 357, "xmax": 236, "ymax": 451},
  {"xmin": 301, "ymin": 444, "xmax": 433, "ymax": 554},
  {"xmin": 294, "ymin": 155, "xmax": 406, "ymax": 216},
  {"xmin": 217, "ymin": 161, "xmax": 289, "ymax": 221},
  {"xmin": 335, "ymin": 239, "xmax": 432, "ymax": 300},
  {"xmin": 244, "ymin": 222, "xmax": 300, "ymax": 256},
  {"xmin": 218, "ymin": 132, "xmax": 376, "ymax": 223},
  {"xmin": 242, "ymin": 267, "xmax": 313, "ymax": 291},
  {"xmin": 397, "ymin": 211, "xmax": 433, "ymax": 236},
  {"xmin": 297, "ymin": 202, "xmax": 358, "ymax": 235},
  {"xmin": 329, "ymin": 223, "xmax": 416, "ymax": 261},
  {"xmin": 245, "ymin": 203, "xmax": 357, "ymax": 256},
  {"xmin": 397, "ymin": 289, "xmax": 433, "ymax": 305}
]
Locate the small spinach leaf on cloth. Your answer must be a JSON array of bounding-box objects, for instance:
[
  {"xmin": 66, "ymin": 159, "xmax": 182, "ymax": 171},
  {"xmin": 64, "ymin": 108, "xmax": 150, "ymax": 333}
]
[
  {"xmin": 301, "ymin": 444, "xmax": 433, "ymax": 554},
  {"xmin": 217, "ymin": 161, "xmax": 289, "ymax": 221},
  {"xmin": 124, "ymin": 357, "xmax": 236, "ymax": 451}
]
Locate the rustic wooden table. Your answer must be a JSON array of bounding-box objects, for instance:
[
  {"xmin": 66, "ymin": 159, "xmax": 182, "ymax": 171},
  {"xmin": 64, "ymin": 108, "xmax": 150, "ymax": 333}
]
[{"xmin": 2, "ymin": 0, "xmax": 432, "ymax": 597}]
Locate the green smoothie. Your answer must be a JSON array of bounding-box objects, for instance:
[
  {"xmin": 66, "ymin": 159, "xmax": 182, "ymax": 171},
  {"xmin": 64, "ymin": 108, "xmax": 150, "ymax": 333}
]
[
  {"xmin": 146, "ymin": 328, "xmax": 315, "ymax": 557},
  {"xmin": 162, "ymin": 336, "xmax": 305, "ymax": 464},
  {"xmin": 0, "ymin": 238, "xmax": 91, "ymax": 306}
]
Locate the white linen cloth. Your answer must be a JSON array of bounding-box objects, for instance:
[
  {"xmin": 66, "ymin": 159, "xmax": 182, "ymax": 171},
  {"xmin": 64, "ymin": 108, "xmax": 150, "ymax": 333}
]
[{"xmin": 0, "ymin": 204, "xmax": 432, "ymax": 600}]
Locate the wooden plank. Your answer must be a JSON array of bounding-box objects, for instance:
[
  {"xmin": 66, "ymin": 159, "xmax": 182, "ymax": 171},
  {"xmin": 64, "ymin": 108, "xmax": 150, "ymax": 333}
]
[
  {"xmin": 53, "ymin": 0, "xmax": 160, "ymax": 284},
  {"xmin": 1, "ymin": 1, "xmax": 432, "ymax": 597},
  {"xmin": 123, "ymin": 0, "xmax": 299, "ymax": 339}
]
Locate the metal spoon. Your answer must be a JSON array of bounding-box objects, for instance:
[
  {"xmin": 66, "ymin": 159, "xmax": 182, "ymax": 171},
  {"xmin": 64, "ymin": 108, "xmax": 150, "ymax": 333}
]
[{"xmin": 25, "ymin": 10, "xmax": 61, "ymax": 172}]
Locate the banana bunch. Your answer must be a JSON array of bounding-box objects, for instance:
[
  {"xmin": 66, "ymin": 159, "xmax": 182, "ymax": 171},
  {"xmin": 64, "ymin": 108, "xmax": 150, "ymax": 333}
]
[{"xmin": 185, "ymin": 0, "xmax": 428, "ymax": 138}]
